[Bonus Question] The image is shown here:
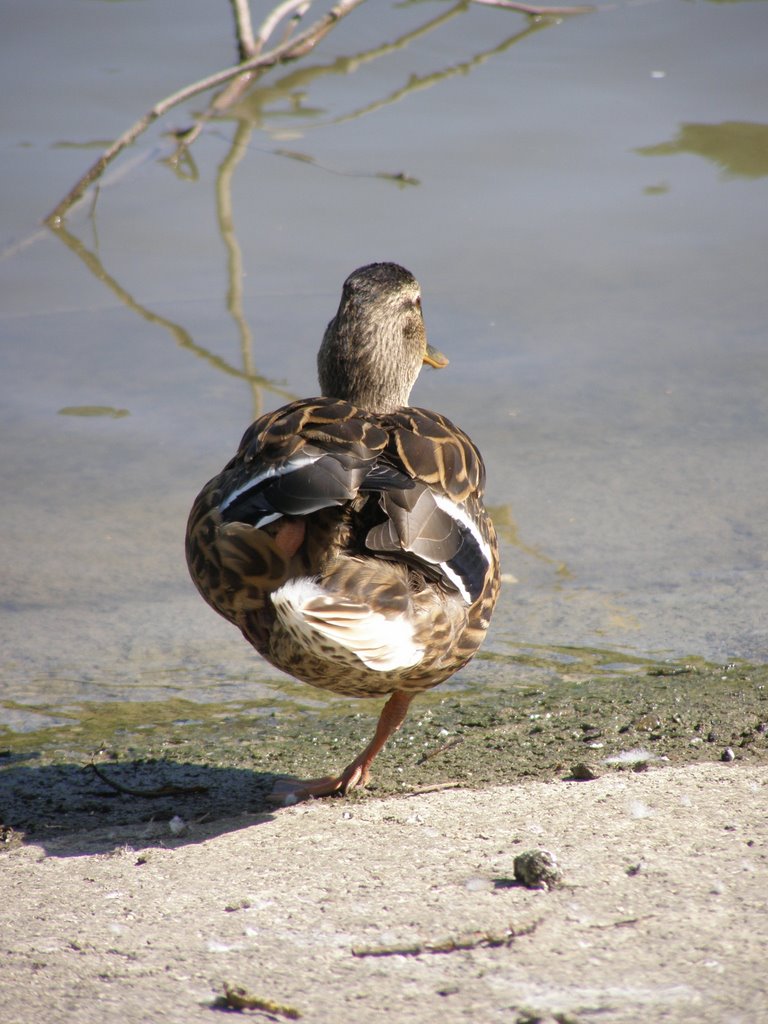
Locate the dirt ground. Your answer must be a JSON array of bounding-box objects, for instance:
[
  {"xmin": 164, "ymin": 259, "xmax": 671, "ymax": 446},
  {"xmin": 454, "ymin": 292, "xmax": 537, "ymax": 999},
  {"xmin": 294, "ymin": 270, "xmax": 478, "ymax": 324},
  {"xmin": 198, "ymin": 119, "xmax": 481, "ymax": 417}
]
[
  {"xmin": 2, "ymin": 663, "xmax": 767, "ymax": 1023},
  {"xmin": 1, "ymin": 761, "xmax": 767, "ymax": 1024}
]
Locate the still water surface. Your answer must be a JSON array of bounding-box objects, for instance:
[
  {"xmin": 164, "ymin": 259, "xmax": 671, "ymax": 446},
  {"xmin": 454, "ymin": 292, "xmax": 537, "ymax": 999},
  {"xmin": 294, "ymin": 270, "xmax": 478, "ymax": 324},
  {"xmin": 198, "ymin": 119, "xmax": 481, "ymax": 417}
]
[{"xmin": 1, "ymin": 0, "xmax": 767, "ymax": 740}]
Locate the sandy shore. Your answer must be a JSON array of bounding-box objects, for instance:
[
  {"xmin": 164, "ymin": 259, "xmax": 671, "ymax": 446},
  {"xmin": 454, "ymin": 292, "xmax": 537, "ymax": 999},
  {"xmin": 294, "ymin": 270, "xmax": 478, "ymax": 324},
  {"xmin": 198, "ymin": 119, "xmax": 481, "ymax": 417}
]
[{"xmin": 2, "ymin": 761, "xmax": 766, "ymax": 1024}]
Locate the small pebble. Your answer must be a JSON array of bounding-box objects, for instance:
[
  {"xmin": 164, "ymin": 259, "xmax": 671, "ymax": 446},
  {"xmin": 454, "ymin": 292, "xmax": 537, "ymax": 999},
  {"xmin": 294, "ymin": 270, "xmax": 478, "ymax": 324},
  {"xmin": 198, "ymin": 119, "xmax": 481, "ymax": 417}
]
[
  {"xmin": 634, "ymin": 713, "xmax": 661, "ymax": 732},
  {"xmin": 513, "ymin": 849, "xmax": 563, "ymax": 891},
  {"xmin": 168, "ymin": 815, "xmax": 188, "ymax": 836},
  {"xmin": 224, "ymin": 899, "xmax": 251, "ymax": 912},
  {"xmin": 437, "ymin": 985, "xmax": 460, "ymax": 997},
  {"xmin": 721, "ymin": 747, "xmax": 735, "ymax": 762}
]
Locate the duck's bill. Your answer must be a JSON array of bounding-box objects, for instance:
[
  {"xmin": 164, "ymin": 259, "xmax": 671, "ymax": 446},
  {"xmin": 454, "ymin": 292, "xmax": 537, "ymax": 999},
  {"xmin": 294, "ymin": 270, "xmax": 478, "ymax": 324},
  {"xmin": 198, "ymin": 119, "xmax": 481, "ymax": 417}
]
[{"xmin": 423, "ymin": 344, "xmax": 449, "ymax": 369}]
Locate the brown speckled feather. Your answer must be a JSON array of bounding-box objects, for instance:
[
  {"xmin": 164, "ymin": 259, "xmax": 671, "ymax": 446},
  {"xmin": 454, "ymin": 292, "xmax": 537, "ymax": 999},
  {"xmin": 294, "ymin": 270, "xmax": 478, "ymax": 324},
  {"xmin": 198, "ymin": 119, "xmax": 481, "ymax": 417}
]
[{"xmin": 384, "ymin": 408, "xmax": 483, "ymax": 502}]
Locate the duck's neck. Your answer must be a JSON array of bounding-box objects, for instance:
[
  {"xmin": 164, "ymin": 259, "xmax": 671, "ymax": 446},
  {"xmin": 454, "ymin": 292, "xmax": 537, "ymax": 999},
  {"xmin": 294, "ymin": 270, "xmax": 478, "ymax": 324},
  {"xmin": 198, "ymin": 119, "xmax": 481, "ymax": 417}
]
[{"xmin": 317, "ymin": 317, "xmax": 418, "ymax": 414}]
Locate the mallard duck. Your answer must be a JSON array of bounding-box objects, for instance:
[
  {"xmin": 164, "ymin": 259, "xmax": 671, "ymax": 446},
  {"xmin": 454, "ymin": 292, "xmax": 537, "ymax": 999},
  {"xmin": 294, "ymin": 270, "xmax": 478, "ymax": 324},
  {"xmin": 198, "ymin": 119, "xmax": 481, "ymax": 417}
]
[{"xmin": 186, "ymin": 262, "xmax": 500, "ymax": 802}]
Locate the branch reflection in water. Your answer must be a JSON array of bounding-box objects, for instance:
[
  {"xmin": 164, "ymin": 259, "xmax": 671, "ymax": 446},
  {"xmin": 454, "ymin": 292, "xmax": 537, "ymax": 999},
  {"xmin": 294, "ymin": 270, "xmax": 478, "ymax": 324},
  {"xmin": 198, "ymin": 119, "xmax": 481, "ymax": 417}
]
[{"xmin": 46, "ymin": 3, "xmax": 571, "ymax": 420}]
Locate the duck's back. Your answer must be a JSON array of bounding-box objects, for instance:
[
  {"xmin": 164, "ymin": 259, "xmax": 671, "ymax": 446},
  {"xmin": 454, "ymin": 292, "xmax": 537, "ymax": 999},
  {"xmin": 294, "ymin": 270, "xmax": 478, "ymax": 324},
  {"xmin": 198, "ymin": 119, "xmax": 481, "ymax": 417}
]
[{"xmin": 186, "ymin": 397, "xmax": 499, "ymax": 698}]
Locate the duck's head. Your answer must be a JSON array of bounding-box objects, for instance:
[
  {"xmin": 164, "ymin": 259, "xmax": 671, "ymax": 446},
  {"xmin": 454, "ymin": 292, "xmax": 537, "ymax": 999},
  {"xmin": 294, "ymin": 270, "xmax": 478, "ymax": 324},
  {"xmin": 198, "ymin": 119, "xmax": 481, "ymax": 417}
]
[{"xmin": 318, "ymin": 262, "xmax": 448, "ymax": 414}]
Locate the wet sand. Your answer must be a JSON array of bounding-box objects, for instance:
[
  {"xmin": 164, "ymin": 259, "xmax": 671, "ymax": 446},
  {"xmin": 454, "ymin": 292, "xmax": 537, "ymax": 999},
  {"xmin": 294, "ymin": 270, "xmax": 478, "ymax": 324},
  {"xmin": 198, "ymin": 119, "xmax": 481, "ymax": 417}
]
[{"xmin": 3, "ymin": 662, "xmax": 766, "ymax": 838}]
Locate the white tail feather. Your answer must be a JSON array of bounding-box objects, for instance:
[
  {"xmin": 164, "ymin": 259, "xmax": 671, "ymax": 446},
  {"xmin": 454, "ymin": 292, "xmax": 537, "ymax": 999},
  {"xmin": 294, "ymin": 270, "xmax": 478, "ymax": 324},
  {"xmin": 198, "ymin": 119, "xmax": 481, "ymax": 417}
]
[{"xmin": 271, "ymin": 579, "xmax": 423, "ymax": 672}]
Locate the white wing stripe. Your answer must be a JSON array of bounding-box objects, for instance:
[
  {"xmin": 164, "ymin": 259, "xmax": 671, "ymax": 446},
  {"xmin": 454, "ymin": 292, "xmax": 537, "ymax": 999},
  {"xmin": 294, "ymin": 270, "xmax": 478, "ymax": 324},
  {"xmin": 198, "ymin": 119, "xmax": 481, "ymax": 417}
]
[
  {"xmin": 439, "ymin": 563, "xmax": 472, "ymax": 604},
  {"xmin": 219, "ymin": 452, "xmax": 323, "ymax": 513},
  {"xmin": 431, "ymin": 493, "xmax": 492, "ymax": 564}
]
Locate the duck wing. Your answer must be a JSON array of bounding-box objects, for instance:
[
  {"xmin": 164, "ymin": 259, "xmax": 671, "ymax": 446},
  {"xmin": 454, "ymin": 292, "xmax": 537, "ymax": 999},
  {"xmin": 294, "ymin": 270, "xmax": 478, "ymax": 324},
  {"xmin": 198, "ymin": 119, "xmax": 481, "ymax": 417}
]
[
  {"xmin": 365, "ymin": 407, "xmax": 495, "ymax": 606},
  {"xmin": 216, "ymin": 397, "xmax": 396, "ymax": 529},
  {"xmin": 188, "ymin": 399, "xmax": 496, "ymax": 630}
]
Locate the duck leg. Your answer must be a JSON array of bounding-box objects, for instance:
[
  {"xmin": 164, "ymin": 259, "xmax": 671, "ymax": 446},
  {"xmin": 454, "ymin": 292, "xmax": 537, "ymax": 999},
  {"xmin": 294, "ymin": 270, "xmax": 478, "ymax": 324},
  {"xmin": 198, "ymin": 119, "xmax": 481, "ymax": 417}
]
[{"xmin": 270, "ymin": 690, "xmax": 415, "ymax": 805}]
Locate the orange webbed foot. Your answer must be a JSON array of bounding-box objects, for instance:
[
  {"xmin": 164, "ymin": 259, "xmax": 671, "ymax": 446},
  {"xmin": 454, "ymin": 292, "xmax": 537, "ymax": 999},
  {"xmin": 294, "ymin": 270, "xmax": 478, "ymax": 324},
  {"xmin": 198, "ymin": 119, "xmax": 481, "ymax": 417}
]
[
  {"xmin": 268, "ymin": 762, "xmax": 368, "ymax": 806},
  {"xmin": 266, "ymin": 691, "xmax": 414, "ymax": 807}
]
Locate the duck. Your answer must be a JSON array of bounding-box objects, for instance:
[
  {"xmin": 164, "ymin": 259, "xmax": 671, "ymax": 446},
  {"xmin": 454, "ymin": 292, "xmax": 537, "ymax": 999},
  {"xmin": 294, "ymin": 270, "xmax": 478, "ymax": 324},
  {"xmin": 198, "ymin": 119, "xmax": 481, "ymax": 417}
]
[{"xmin": 186, "ymin": 262, "xmax": 500, "ymax": 803}]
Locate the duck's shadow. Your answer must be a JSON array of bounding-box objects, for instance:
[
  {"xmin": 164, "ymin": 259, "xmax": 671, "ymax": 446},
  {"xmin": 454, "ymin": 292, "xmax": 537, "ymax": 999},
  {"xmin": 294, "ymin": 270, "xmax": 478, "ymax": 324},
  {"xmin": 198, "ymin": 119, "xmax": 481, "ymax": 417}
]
[{"xmin": 0, "ymin": 755, "xmax": 284, "ymax": 857}]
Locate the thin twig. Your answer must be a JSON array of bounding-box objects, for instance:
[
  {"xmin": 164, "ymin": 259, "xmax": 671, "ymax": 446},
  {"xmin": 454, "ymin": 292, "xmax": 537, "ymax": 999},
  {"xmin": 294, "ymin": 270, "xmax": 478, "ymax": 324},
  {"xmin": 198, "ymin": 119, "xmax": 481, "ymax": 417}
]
[
  {"xmin": 217, "ymin": 983, "xmax": 302, "ymax": 1019},
  {"xmin": 229, "ymin": 0, "xmax": 257, "ymax": 60},
  {"xmin": 44, "ymin": 0, "xmax": 366, "ymax": 225},
  {"xmin": 87, "ymin": 761, "xmax": 209, "ymax": 798},
  {"xmin": 352, "ymin": 920, "xmax": 539, "ymax": 958},
  {"xmin": 587, "ymin": 915, "xmax": 655, "ymax": 930},
  {"xmin": 471, "ymin": 0, "xmax": 595, "ymax": 14},
  {"xmin": 278, "ymin": 2, "xmax": 314, "ymax": 47},
  {"xmin": 164, "ymin": 69, "xmax": 254, "ymax": 173},
  {"xmin": 417, "ymin": 737, "xmax": 464, "ymax": 765},
  {"xmin": 404, "ymin": 781, "xmax": 463, "ymax": 797},
  {"xmin": 255, "ymin": 0, "xmax": 313, "ymax": 55}
]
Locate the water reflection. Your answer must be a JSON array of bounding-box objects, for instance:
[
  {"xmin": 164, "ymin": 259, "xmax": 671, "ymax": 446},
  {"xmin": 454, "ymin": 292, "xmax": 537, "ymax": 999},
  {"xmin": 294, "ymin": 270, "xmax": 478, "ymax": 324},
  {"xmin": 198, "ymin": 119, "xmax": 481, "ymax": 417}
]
[
  {"xmin": 222, "ymin": 3, "xmax": 472, "ymax": 131},
  {"xmin": 48, "ymin": 6, "xmax": 563, "ymax": 419},
  {"xmin": 259, "ymin": 21, "xmax": 552, "ymax": 136},
  {"xmin": 52, "ymin": 219, "xmax": 295, "ymax": 420},
  {"xmin": 215, "ymin": 120, "xmax": 264, "ymax": 418},
  {"xmin": 58, "ymin": 406, "xmax": 130, "ymax": 419},
  {"xmin": 488, "ymin": 503, "xmax": 572, "ymax": 579},
  {"xmin": 484, "ymin": 640, "xmax": 666, "ymax": 678},
  {"xmin": 212, "ymin": 5, "xmax": 554, "ymax": 136},
  {"xmin": 636, "ymin": 121, "xmax": 768, "ymax": 180}
]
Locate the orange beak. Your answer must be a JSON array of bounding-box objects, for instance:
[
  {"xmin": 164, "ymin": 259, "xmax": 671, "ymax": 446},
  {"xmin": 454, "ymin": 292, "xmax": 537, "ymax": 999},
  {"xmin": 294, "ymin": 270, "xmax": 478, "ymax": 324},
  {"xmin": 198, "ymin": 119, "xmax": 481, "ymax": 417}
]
[{"xmin": 423, "ymin": 343, "xmax": 449, "ymax": 369}]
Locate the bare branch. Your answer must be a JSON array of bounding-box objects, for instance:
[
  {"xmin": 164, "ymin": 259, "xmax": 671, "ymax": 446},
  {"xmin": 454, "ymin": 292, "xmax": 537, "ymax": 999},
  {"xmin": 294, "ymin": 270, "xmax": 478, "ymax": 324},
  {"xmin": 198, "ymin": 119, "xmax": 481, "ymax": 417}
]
[
  {"xmin": 255, "ymin": 0, "xmax": 313, "ymax": 56},
  {"xmin": 229, "ymin": 0, "xmax": 258, "ymax": 59},
  {"xmin": 44, "ymin": 0, "xmax": 366, "ymax": 226}
]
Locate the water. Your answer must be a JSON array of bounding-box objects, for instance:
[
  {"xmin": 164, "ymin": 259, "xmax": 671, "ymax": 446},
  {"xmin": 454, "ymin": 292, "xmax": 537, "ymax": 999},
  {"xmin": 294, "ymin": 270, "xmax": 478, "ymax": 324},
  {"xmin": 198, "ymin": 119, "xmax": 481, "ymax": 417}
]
[{"xmin": 1, "ymin": 0, "xmax": 767, "ymax": 742}]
